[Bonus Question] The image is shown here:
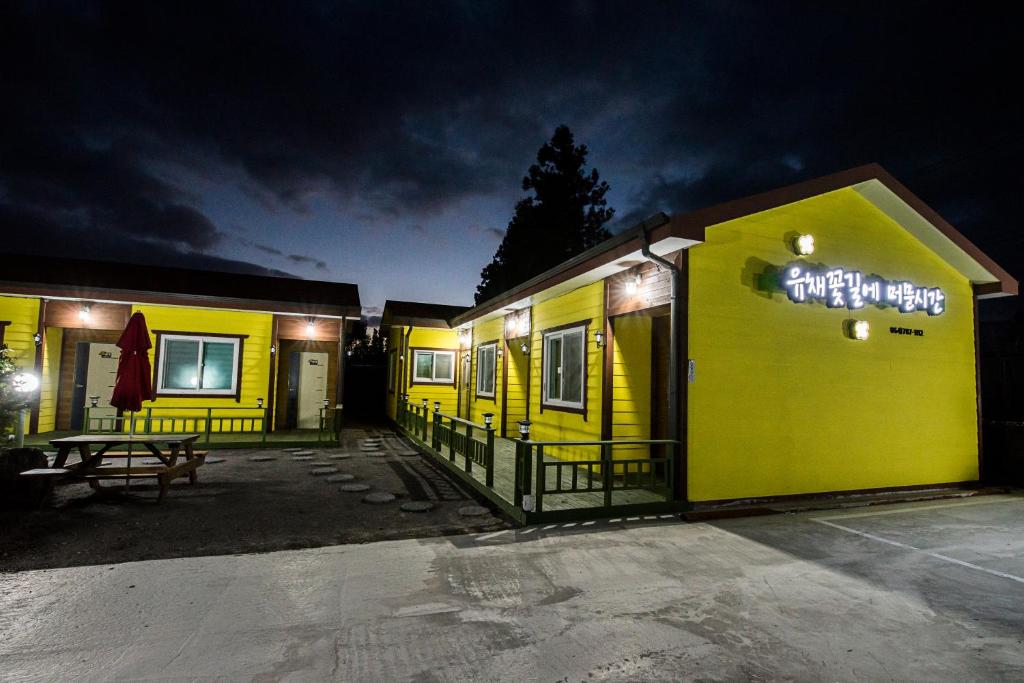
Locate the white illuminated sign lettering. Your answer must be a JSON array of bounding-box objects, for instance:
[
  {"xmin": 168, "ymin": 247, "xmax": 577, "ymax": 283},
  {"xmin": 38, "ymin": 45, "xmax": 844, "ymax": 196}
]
[{"xmin": 781, "ymin": 262, "xmax": 945, "ymax": 316}]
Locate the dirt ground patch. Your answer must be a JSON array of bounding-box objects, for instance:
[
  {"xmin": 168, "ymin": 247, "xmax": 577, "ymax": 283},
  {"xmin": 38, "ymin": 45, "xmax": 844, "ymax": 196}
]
[{"xmin": 0, "ymin": 426, "xmax": 509, "ymax": 572}]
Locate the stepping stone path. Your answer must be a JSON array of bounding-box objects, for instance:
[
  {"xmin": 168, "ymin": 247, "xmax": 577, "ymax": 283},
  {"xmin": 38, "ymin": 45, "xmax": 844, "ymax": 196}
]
[
  {"xmin": 329, "ymin": 454, "xmax": 351, "ymax": 460},
  {"xmin": 310, "ymin": 467, "xmax": 338, "ymax": 476},
  {"xmin": 325, "ymin": 473, "xmax": 355, "ymax": 483},
  {"xmin": 396, "ymin": 450, "xmax": 419, "ymax": 457},
  {"xmin": 339, "ymin": 483, "xmax": 371, "ymax": 493},
  {"xmin": 362, "ymin": 492, "xmax": 395, "ymax": 505},
  {"xmin": 291, "ymin": 450, "xmax": 316, "ymax": 456},
  {"xmin": 400, "ymin": 501, "xmax": 434, "ymax": 513},
  {"xmin": 292, "ymin": 456, "xmax": 314, "ymax": 461},
  {"xmin": 249, "ymin": 455, "xmax": 276, "ymax": 462},
  {"xmin": 458, "ymin": 505, "xmax": 491, "ymax": 517},
  {"xmin": 282, "ymin": 448, "xmax": 305, "ymax": 453},
  {"xmin": 205, "ymin": 457, "xmax": 225, "ymax": 464}
]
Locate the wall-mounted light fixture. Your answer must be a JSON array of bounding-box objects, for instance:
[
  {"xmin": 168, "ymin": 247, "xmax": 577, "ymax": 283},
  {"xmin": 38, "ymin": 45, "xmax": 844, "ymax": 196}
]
[
  {"xmin": 520, "ymin": 341, "xmax": 529, "ymax": 355},
  {"xmin": 270, "ymin": 343, "xmax": 277, "ymax": 355},
  {"xmin": 594, "ymin": 330, "xmax": 604, "ymax": 348},
  {"xmin": 78, "ymin": 304, "xmax": 91, "ymax": 323},
  {"xmin": 793, "ymin": 234, "xmax": 815, "ymax": 256},
  {"xmin": 306, "ymin": 319, "xmax": 316, "ymax": 338},
  {"xmin": 625, "ymin": 273, "xmax": 641, "ymax": 296},
  {"xmin": 33, "ymin": 332, "xmax": 42, "ymax": 347},
  {"xmin": 459, "ymin": 328, "xmax": 472, "ymax": 348},
  {"xmin": 845, "ymin": 319, "xmax": 870, "ymax": 341}
]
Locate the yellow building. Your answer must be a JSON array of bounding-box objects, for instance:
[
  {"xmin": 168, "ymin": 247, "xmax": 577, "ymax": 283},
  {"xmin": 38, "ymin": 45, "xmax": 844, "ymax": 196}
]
[
  {"xmin": 0, "ymin": 256, "xmax": 360, "ymax": 441},
  {"xmin": 385, "ymin": 164, "xmax": 1016, "ymax": 508}
]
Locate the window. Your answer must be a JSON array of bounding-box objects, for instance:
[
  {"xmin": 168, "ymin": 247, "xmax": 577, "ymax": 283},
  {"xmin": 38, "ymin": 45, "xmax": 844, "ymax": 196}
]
[
  {"xmin": 157, "ymin": 334, "xmax": 241, "ymax": 396},
  {"xmin": 476, "ymin": 343, "xmax": 496, "ymax": 397},
  {"xmin": 412, "ymin": 349, "xmax": 455, "ymax": 384},
  {"xmin": 542, "ymin": 325, "xmax": 585, "ymax": 410}
]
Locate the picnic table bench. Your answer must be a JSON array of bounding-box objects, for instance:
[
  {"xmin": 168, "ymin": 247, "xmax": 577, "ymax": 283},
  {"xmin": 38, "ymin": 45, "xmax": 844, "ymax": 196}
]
[{"xmin": 20, "ymin": 434, "xmax": 205, "ymax": 502}]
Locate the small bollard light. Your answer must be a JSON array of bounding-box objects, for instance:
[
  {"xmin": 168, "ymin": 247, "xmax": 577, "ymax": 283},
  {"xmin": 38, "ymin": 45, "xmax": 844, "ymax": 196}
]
[
  {"xmin": 323, "ymin": 399, "xmax": 330, "ymax": 408},
  {"xmin": 89, "ymin": 395, "xmax": 100, "ymax": 408},
  {"xmin": 518, "ymin": 420, "xmax": 531, "ymax": 440},
  {"xmin": 422, "ymin": 398, "xmax": 428, "ymax": 409},
  {"xmin": 483, "ymin": 413, "xmax": 493, "ymax": 428},
  {"xmin": 433, "ymin": 401, "xmax": 441, "ymax": 412},
  {"xmin": 256, "ymin": 397, "xmax": 264, "ymax": 409}
]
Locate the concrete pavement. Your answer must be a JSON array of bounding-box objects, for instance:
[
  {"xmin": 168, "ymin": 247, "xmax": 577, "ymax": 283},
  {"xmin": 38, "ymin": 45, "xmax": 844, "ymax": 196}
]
[{"xmin": 3, "ymin": 494, "xmax": 1024, "ymax": 681}]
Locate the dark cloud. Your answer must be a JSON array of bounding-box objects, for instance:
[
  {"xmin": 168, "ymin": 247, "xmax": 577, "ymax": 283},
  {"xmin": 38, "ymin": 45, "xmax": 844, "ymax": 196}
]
[
  {"xmin": 0, "ymin": 1, "xmax": 1021, "ymax": 302},
  {"xmin": 287, "ymin": 254, "xmax": 328, "ymax": 270}
]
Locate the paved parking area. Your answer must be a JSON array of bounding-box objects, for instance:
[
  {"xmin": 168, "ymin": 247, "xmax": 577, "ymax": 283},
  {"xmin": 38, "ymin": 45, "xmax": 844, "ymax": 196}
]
[{"xmin": 2, "ymin": 494, "xmax": 1022, "ymax": 681}]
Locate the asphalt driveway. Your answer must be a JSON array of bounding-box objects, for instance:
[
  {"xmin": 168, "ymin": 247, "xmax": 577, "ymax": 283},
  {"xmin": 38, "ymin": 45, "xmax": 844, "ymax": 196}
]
[{"xmin": 2, "ymin": 493, "xmax": 1022, "ymax": 681}]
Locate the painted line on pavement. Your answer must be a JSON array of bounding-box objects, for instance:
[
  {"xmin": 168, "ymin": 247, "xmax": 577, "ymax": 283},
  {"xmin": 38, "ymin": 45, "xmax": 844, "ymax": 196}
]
[
  {"xmin": 817, "ymin": 496, "xmax": 1021, "ymax": 521},
  {"xmin": 813, "ymin": 518, "xmax": 1024, "ymax": 585}
]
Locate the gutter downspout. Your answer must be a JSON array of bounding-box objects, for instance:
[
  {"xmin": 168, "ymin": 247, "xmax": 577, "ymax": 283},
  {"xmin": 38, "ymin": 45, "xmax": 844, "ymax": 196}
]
[{"xmin": 640, "ymin": 229, "xmax": 682, "ymax": 498}]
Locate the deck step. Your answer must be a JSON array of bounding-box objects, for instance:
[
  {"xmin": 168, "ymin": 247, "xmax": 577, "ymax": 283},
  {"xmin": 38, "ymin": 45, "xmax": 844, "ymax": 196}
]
[{"xmin": 20, "ymin": 468, "xmax": 72, "ymax": 477}]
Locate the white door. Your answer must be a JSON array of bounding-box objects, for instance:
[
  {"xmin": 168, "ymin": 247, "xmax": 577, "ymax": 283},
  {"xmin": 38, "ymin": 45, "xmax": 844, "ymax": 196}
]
[
  {"xmin": 297, "ymin": 352, "xmax": 329, "ymax": 429},
  {"xmin": 87, "ymin": 343, "xmax": 120, "ymax": 419}
]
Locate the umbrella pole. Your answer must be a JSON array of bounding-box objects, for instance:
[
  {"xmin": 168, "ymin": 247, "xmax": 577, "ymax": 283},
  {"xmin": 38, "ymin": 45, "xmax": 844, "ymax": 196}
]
[{"xmin": 125, "ymin": 411, "xmax": 133, "ymax": 493}]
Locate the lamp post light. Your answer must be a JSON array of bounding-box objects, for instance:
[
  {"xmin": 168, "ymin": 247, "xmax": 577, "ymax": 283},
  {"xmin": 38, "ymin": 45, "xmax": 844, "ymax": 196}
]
[
  {"xmin": 518, "ymin": 419, "xmax": 531, "ymax": 441},
  {"xmin": 256, "ymin": 397, "xmax": 264, "ymax": 409},
  {"xmin": 12, "ymin": 372, "xmax": 39, "ymax": 448},
  {"xmin": 89, "ymin": 395, "xmax": 99, "ymax": 408},
  {"xmin": 433, "ymin": 400, "xmax": 441, "ymax": 413},
  {"xmin": 483, "ymin": 413, "xmax": 493, "ymax": 429}
]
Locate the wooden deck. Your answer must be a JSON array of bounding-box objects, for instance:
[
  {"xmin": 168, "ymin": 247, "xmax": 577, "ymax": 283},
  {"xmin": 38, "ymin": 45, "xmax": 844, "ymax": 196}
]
[{"xmin": 420, "ymin": 421, "xmax": 666, "ymax": 513}]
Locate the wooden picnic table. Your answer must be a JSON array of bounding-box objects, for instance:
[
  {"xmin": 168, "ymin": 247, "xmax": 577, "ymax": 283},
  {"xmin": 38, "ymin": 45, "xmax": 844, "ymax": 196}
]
[{"xmin": 21, "ymin": 433, "xmax": 206, "ymax": 502}]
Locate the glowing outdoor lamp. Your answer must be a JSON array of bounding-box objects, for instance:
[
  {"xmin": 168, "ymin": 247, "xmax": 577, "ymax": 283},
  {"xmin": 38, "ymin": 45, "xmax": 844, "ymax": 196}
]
[
  {"xmin": 89, "ymin": 395, "xmax": 100, "ymax": 408},
  {"xmin": 624, "ymin": 273, "xmax": 641, "ymax": 296},
  {"xmin": 78, "ymin": 304, "xmax": 91, "ymax": 322},
  {"xmin": 256, "ymin": 397, "xmax": 264, "ymax": 409},
  {"xmin": 846, "ymin": 319, "xmax": 870, "ymax": 341},
  {"xmin": 518, "ymin": 419, "xmax": 531, "ymax": 440},
  {"xmin": 11, "ymin": 372, "xmax": 39, "ymax": 448},
  {"xmin": 793, "ymin": 234, "xmax": 815, "ymax": 256},
  {"xmin": 483, "ymin": 412, "xmax": 493, "ymax": 428},
  {"xmin": 594, "ymin": 330, "xmax": 604, "ymax": 348},
  {"xmin": 306, "ymin": 319, "xmax": 316, "ymax": 338},
  {"xmin": 520, "ymin": 341, "xmax": 529, "ymax": 355},
  {"xmin": 433, "ymin": 400, "xmax": 441, "ymax": 412}
]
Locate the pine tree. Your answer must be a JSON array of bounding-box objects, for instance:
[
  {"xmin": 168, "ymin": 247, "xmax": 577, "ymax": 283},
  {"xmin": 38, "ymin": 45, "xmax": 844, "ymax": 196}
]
[{"xmin": 475, "ymin": 126, "xmax": 614, "ymax": 303}]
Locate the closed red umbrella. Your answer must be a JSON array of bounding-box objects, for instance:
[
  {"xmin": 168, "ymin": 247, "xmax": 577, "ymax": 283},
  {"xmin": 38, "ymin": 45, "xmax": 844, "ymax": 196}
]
[
  {"xmin": 110, "ymin": 311, "xmax": 154, "ymax": 490},
  {"xmin": 110, "ymin": 311, "xmax": 153, "ymax": 413}
]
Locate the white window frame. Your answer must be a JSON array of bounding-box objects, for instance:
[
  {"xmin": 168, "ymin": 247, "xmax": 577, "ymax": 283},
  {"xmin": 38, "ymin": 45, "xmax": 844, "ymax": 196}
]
[
  {"xmin": 156, "ymin": 334, "xmax": 240, "ymax": 396},
  {"xmin": 475, "ymin": 343, "xmax": 497, "ymax": 398},
  {"xmin": 542, "ymin": 325, "xmax": 586, "ymax": 410},
  {"xmin": 412, "ymin": 349, "xmax": 455, "ymax": 384}
]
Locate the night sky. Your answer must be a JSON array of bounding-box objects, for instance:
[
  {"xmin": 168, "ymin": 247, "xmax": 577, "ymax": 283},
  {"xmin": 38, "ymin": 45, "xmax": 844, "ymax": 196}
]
[{"xmin": 2, "ymin": 2, "xmax": 1021, "ymax": 324}]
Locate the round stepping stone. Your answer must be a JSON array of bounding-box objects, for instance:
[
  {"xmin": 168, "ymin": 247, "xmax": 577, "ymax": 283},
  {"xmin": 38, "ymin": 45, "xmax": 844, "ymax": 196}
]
[
  {"xmin": 282, "ymin": 448, "xmax": 304, "ymax": 453},
  {"xmin": 362, "ymin": 492, "xmax": 396, "ymax": 505},
  {"xmin": 205, "ymin": 457, "xmax": 225, "ymax": 464},
  {"xmin": 292, "ymin": 450, "xmax": 316, "ymax": 456},
  {"xmin": 307, "ymin": 461, "xmax": 332, "ymax": 467},
  {"xmin": 458, "ymin": 505, "xmax": 491, "ymax": 517},
  {"xmin": 365, "ymin": 452, "xmax": 389, "ymax": 458},
  {"xmin": 329, "ymin": 454, "xmax": 351, "ymax": 460},
  {"xmin": 310, "ymin": 467, "xmax": 338, "ymax": 476},
  {"xmin": 249, "ymin": 455, "xmax": 276, "ymax": 462},
  {"xmin": 325, "ymin": 473, "xmax": 355, "ymax": 482},
  {"xmin": 141, "ymin": 458, "xmax": 162, "ymax": 465},
  {"xmin": 396, "ymin": 450, "xmax": 418, "ymax": 457},
  {"xmin": 339, "ymin": 483, "xmax": 371, "ymax": 493},
  {"xmin": 292, "ymin": 455, "xmax": 314, "ymax": 461},
  {"xmin": 401, "ymin": 501, "xmax": 434, "ymax": 513}
]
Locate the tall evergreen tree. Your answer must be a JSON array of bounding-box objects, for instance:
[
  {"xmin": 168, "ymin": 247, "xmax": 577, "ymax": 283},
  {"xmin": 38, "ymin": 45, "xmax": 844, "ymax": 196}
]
[{"xmin": 475, "ymin": 125, "xmax": 614, "ymax": 303}]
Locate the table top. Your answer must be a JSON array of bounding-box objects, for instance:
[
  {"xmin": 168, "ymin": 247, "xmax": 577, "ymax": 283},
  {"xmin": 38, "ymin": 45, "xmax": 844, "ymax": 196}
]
[{"xmin": 49, "ymin": 434, "xmax": 201, "ymax": 445}]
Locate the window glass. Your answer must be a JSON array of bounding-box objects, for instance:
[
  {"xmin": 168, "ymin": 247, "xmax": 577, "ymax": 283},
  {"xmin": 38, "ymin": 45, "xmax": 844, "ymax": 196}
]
[
  {"xmin": 546, "ymin": 336, "xmax": 561, "ymax": 400},
  {"xmin": 477, "ymin": 345, "xmax": 495, "ymax": 395},
  {"xmin": 415, "ymin": 351, "xmax": 433, "ymax": 380},
  {"xmin": 434, "ymin": 352, "xmax": 453, "ymax": 380},
  {"xmin": 162, "ymin": 339, "xmax": 200, "ymax": 389},
  {"xmin": 562, "ymin": 330, "xmax": 583, "ymax": 403},
  {"xmin": 201, "ymin": 342, "xmax": 235, "ymax": 390}
]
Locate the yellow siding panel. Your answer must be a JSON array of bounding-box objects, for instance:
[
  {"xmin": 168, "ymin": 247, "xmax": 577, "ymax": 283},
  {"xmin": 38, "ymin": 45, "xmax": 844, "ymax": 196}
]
[
  {"xmin": 37, "ymin": 326, "xmax": 63, "ymax": 432},
  {"xmin": 469, "ymin": 316, "xmax": 503, "ymax": 426},
  {"xmin": 405, "ymin": 326, "xmax": 460, "ymax": 415},
  {"xmin": 0, "ymin": 295, "xmax": 40, "ymax": 371},
  {"xmin": 688, "ymin": 188, "xmax": 978, "ymax": 501}
]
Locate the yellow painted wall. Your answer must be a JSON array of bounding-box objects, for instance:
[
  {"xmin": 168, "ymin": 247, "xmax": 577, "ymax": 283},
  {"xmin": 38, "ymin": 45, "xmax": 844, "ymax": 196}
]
[
  {"xmin": 527, "ymin": 281, "xmax": 604, "ymax": 461},
  {"xmin": 0, "ymin": 296, "xmax": 41, "ymax": 435},
  {"xmin": 404, "ymin": 326, "xmax": 460, "ymax": 415},
  {"xmin": 688, "ymin": 188, "xmax": 979, "ymax": 501},
  {"xmin": 133, "ymin": 304, "xmax": 272, "ymax": 431},
  {"xmin": 611, "ymin": 315, "xmax": 651, "ymax": 459},
  {"xmin": 469, "ymin": 316, "xmax": 503, "ymax": 427},
  {"xmin": 37, "ymin": 326, "xmax": 63, "ymax": 432}
]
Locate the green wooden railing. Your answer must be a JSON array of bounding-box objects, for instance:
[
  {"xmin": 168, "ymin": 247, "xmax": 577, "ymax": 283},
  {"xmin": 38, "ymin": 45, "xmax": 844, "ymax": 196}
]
[
  {"xmin": 514, "ymin": 437, "xmax": 678, "ymax": 513},
  {"xmin": 431, "ymin": 411, "xmax": 495, "ymax": 487},
  {"xmin": 83, "ymin": 405, "xmax": 342, "ymax": 446}
]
